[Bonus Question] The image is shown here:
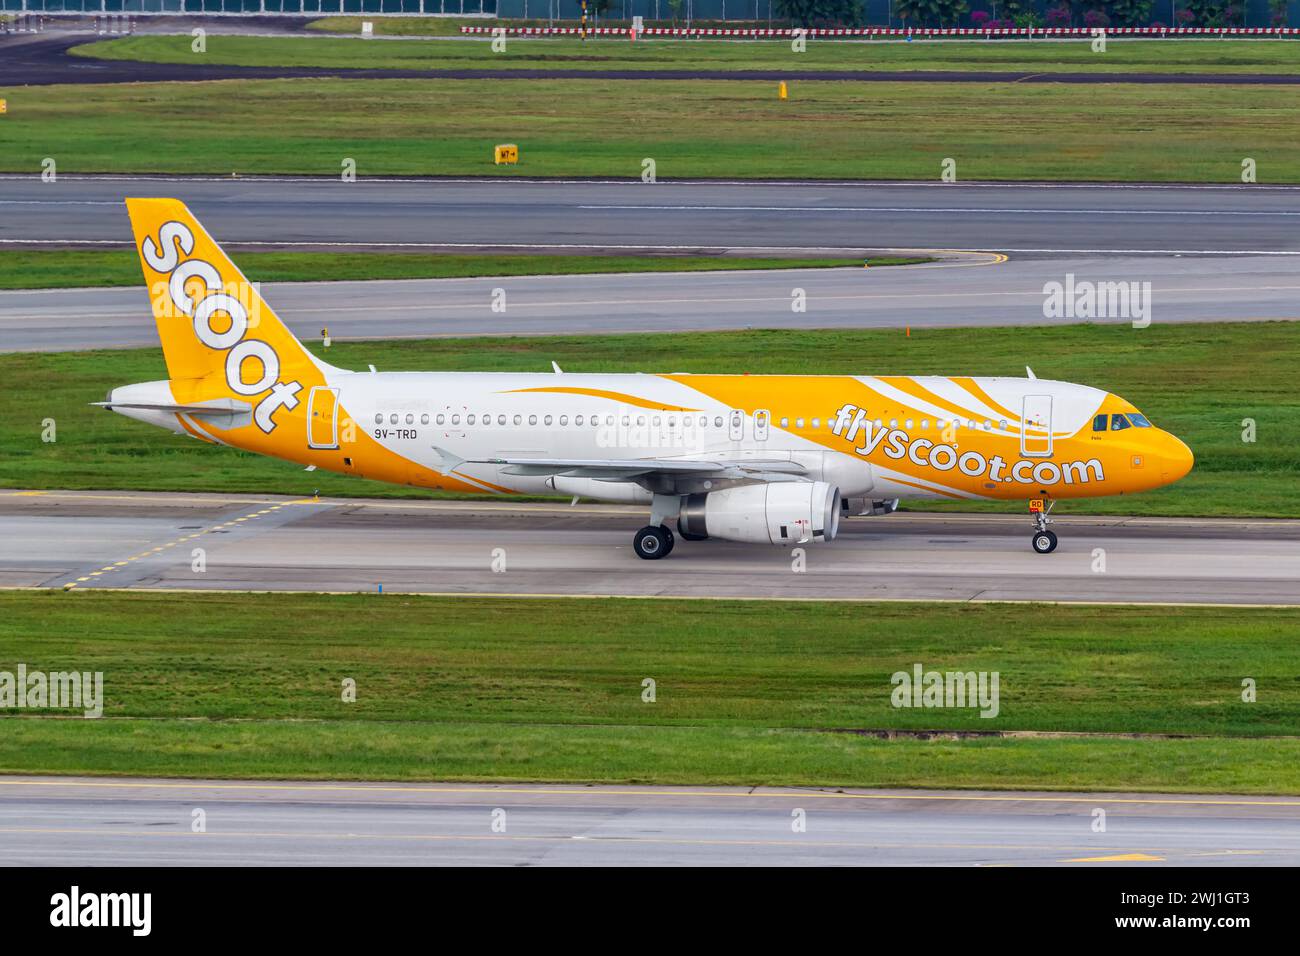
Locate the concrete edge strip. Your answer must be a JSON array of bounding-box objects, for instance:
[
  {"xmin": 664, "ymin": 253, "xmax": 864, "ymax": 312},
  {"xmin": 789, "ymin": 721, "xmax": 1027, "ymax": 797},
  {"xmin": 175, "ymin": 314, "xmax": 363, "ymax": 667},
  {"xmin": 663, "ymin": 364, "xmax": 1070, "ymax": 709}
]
[{"xmin": 3, "ymin": 584, "xmax": 1298, "ymax": 610}]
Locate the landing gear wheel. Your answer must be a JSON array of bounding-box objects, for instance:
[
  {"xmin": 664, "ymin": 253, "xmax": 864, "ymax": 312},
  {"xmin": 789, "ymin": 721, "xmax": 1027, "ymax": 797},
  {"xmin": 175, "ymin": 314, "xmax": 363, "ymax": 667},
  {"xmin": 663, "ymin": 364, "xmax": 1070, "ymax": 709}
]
[
  {"xmin": 1032, "ymin": 530, "xmax": 1058, "ymax": 554},
  {"xmin": 677, "ymin": 521, "xmax": 707, "ymax": 542},
  {"xmin": 634, "ymin": 525, "xmax": 673, "ymax": 560}
]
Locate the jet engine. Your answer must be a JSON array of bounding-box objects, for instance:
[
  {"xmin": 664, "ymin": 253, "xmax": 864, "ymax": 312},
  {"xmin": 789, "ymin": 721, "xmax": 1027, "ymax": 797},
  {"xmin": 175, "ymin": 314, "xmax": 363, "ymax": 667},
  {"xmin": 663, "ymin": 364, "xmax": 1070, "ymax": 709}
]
[{"xmin": 677, "ymin": 482, "xmax": 841, "ymax": 545}]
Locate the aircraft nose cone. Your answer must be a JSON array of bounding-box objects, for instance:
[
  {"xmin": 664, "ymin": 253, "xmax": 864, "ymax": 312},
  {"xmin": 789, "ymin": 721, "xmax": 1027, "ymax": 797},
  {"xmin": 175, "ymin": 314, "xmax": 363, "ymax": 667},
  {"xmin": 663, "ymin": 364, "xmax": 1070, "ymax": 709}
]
[{"xmin": 1161, "ymin": 434, "xmax": 1194, "ymax": 482}]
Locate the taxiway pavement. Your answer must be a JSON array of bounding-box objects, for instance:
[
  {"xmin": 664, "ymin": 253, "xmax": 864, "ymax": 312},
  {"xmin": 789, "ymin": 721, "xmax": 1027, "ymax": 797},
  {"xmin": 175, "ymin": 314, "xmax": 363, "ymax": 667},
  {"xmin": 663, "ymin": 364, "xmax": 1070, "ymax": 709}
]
[{"xmin": 4, "ymin": 490, "xmax": 1297, "ymax": 606}]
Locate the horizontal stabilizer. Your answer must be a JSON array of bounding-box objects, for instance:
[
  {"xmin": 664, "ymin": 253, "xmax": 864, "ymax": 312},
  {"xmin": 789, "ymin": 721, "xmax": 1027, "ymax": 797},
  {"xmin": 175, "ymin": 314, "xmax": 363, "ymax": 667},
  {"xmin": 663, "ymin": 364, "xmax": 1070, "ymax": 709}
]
[
  {"xmin": 92, "ymin": 397, "xmax": 251, "ymax": 417},
  {"xmin": 93, "ymin": 396, "xmax": 253, "ymax": 430}
]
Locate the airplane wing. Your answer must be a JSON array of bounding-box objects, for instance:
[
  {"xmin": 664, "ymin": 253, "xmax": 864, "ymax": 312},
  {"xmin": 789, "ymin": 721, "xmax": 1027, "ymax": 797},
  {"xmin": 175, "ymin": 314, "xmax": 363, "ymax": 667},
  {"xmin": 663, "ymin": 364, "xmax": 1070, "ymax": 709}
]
[{"xmin": 433, "ymin": 447, "xmax": 808, "ymax": 490}]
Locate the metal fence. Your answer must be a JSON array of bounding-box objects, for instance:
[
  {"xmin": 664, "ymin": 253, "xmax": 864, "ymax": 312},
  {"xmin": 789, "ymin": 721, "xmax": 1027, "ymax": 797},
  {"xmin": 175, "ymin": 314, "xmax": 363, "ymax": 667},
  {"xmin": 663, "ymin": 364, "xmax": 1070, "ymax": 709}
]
[
  {"xmin": 2, "ymin": 0, "xmax": 1294, "ymax": 27},
  {"xmin": 0, "ymin": 1, "xmax": 496, "ymax": 12},
  {"xmin": 500, "ymin": 0, "xmax": 1293, "ymax": 27}
]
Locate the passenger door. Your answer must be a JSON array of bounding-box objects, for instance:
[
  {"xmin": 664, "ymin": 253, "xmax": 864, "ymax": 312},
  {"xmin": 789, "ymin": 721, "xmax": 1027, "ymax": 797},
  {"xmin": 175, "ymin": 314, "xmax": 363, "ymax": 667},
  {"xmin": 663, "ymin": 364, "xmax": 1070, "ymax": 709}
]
[
  {"xmin": 1020, "ymin": 395, "xmax": 1053, "ymax": 458},
  {"xmin": 307, "ymin": 386, "xmax": 340, "ymax": 450}
]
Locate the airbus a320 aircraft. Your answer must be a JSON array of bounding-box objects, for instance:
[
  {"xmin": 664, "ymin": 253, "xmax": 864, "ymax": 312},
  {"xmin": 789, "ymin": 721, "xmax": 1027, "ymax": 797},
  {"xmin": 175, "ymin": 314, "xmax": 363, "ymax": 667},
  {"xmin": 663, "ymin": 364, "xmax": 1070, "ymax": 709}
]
[{"xmin": 101, "ymin": 199, "xmax": 1194, "ymax": 559}]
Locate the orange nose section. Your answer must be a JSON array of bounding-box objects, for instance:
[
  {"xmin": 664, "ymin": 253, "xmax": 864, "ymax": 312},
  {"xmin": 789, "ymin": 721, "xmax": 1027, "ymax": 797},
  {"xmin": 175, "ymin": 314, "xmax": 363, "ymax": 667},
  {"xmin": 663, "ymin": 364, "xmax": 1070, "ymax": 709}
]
[{"xmin": 1160, "ymin": 434, "xmax": 1195, "ymax": 483}]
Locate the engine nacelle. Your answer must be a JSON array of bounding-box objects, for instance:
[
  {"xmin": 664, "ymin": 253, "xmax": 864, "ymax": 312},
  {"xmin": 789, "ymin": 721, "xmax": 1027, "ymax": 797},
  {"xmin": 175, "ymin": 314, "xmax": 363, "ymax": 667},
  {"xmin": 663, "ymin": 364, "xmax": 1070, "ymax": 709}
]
[
  {"xmin": 678, "ymin": 482, "xmax": 841, "ymax": 546},
  {"xmin": 842, "ymin": 497, "xmax": 900, "ymax": 517}
]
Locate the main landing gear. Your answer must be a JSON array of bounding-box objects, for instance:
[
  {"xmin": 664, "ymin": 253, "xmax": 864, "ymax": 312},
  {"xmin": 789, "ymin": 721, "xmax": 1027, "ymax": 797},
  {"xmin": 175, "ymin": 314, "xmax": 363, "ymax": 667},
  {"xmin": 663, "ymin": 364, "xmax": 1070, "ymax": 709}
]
[
  {"xmin": 634, "ymin": 524, "xmax": 675, "ymax": 560},
  {"xmin": 633, "ymin": 493, "xmax": 680, "ymax": 560},
  {"xmin": 1029, "ymin": 498, "xmax": 1058, "ymax": 554}
]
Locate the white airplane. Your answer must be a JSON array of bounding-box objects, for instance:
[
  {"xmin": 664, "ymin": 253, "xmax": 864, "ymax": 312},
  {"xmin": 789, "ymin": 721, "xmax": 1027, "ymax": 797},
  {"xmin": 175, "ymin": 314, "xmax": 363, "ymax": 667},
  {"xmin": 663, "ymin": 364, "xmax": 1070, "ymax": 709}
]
[{"xmin": 102, "ymin": 198, "xmax": 1193, "ymax": 559}]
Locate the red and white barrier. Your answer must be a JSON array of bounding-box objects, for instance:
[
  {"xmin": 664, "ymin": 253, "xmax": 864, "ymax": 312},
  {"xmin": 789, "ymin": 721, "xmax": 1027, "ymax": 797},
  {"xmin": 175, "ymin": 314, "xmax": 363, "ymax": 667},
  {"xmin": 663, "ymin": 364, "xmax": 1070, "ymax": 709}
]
[{"xmin": 461, "ymin": 25, "xmax": 1300, "ymax": 38}]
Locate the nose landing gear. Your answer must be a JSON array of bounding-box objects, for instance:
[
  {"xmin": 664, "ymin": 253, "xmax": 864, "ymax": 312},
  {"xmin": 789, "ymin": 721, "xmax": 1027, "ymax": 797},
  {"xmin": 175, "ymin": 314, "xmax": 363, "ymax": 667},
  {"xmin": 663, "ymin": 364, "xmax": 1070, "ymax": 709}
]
[{"xmin": 1029, "ymin": 498, "xmax": 1057, "ymax": 554}]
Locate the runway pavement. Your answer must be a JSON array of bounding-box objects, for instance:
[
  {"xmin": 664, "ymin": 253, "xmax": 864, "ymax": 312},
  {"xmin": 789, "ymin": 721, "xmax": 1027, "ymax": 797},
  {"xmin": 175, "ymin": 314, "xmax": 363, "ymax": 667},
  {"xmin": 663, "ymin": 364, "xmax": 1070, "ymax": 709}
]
[
  {"xmin": 4, "ymin": 490, "xmax": 1298, "ymax": 606},
  {"xmin": 6, "ymin": 253, "xmax": 1300, "ymax": 352},
  {"xmin": 5, "ymin": 176, "xmax": 1300, "ymax": 255},
  {"xmin": 22, "ymin": 247, "xmax": 1300, "ymax": 350},
  {"xmin": 1, "ymin": 775, "xmax": 1297, "ymax": 866}
]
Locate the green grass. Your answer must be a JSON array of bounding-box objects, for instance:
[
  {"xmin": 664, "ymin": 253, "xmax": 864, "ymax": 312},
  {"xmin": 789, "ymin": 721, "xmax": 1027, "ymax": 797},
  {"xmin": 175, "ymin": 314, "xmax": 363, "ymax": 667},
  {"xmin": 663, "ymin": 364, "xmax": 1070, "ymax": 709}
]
[
  {"xmin": 308, "ymin": 14, "xmax": 514, "ymax": 37},
  {"xmin": 0, "ymin": 590, "xmax": 1294, "ymax": 790},
  {"xmin": 9, "ymin": 720, "xmax": 1300, "ymax": 793},
  {"xmin": 2, "ymin": 77, "xmax": 1297, "ymax": 181},
  {"xmin": 306, "ymin": 16, "xmax": 765, "ymax": 38},
  {"xmin": 73, "ymin": 34, "xmax": 1300, "ymax": 75},
  {"xmin": 2, "ymin": 323, "xmax": 1296, "ymax": 517},
  {"xmin": 1, "ymin": 591, "xmax": 1298, "ymax": 791},
  {"xmin": 0, "ymin": 250, "xmax": 908, "ymax": 291}
]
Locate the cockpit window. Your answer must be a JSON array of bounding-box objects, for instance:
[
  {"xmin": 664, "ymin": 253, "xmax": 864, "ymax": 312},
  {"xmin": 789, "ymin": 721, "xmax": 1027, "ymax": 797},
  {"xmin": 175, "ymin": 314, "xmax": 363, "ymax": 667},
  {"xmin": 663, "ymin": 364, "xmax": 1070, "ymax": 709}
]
[
  {"xmin": 1128, "ymin": 413, "xmax": 1153, "ymax": 428},
  {"xmin": 1092, "ymin": 414, "xmax": 1108, "ymax": 432},
  {"xmin": 1111, "ymin": 413, "xmax": 1132, "ymax": 431}
]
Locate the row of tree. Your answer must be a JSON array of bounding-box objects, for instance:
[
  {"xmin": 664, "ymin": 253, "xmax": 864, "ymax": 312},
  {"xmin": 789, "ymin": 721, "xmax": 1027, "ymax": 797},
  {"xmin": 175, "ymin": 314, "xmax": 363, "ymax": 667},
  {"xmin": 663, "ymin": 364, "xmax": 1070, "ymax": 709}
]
[{"xmin": 774, "ymin": 0, "xmax": 1266, "ymax": 27}]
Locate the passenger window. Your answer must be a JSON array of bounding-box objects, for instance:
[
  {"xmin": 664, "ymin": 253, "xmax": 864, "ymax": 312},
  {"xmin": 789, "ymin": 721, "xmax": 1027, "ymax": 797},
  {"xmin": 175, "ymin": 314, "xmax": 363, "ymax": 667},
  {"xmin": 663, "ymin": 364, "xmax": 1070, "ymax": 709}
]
[
  {"xmin": 420, "ymin": 414, "xmax": 429, "ymax": 425},
  {"xmin": 436, "ymin": 414, "xmax": 445, "ymax": 426},
  {"xmin": 389, "ymin": 414, "xmax": 398, "ymax": 425},
  {"xmin": 406, "ymin": 414, "xmax": 414, "ymax": 425},
  {"xmin": 513, "ymin": 415, "xmax": 522, "ymax": 425},
  {"xmin": 1111, "ymin": 414, "xmax": 1132, "ymax": 431},
  {"xmin": 576, "ymin": 415, "xmax": 584, "ymax": 426},
  {"xmin": 528, "ymin": 415, "xmax": 537, "ymax": 426},
  {"xmin": 466, "ymin": 414, "xmax": 475, "ymax": 425},
  {"xmin": 559, "ymin": 416, "xmax": 568, "ymax": 426},
  {"xmin": 1093, "ymin": 414, "xmax": 1108, "ymax": 432},
  {"xmin": 497, "ymin": 414, "xmax": 506, "ymax": 425},
  {"xmin": 374, "ymin": 414, "xmax": 383, "ymax": 425}
]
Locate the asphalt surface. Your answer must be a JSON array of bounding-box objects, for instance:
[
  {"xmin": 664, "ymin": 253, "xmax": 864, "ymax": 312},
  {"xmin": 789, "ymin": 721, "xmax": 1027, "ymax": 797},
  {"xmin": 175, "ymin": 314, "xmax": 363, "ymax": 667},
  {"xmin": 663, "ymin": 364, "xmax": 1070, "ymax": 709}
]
[
  {"xmin": 6, "ymin": 252, "xmax": 1300, "ymax": 352},
  {"xmin": 6, "ymin": 176, "xmax": 1300, "ymax": 255},
  {"xmin": 5, "ymin": 490, "xmax": 1298, "ymax": 606},
  {"xmin": 1, "ymin": 775, "xmax": 1297, "ymax": 866},
  {"xmin": 7, "ymin": 33, "xmax": 1300, "ymax": 87}
]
